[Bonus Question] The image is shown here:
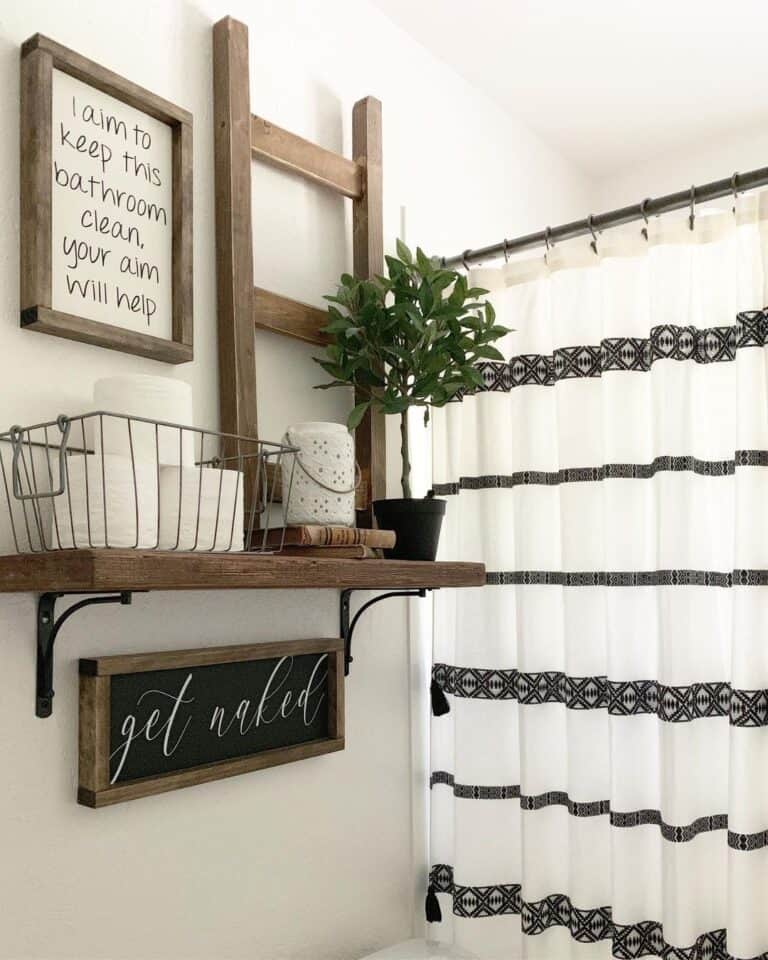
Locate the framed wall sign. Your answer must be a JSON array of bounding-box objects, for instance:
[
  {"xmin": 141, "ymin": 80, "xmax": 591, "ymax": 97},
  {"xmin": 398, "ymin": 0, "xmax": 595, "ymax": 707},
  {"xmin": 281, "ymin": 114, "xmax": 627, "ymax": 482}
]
[
  {"xmin": 79, "ymin": 638, "xmax": 344, "ymax": 807},
  {"xmin": 20, "ymin": 34, "xmax": 193, "ymax": 363}
]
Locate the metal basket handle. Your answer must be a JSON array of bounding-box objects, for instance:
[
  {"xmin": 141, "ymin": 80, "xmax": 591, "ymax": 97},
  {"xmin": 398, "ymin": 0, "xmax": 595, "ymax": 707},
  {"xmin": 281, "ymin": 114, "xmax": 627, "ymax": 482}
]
[{"xmin": 10, "ymin": 415, "xmax": 71, "ymax": 501}]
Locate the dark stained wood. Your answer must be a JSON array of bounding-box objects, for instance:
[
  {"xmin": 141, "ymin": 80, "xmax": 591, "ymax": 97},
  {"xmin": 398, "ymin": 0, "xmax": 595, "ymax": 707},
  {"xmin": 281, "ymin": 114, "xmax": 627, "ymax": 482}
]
[
  {"xmin": 352, "ymin": 97, "xmax": 386, "ymax": 523},
  {"xmin": 265, "ymin": 461, "xmax": 282, "ymax": 502},
  {"xmin": 78, "ymin": 639, "xmax": 345, "ymax": 806},
  {"xmin": 78, "ymin": 674, "xmax": 110, "ymax": 793},
  {"xmin": 19, "ymin": 35, "xmax": 193, "ymax": 363},
  {"xmin": 172, "ymin": 119, "xmax": 194, "ymax": 349},
  {"xmin": 83, "ymin": 636, "xmax": 342, "ymax": 676},
  {"xmin": 213, "ymin": 17, "xmax": 258, "ymax": 452},
  {"xmin": 327, "ymin": 643, "xmax": 345, "ymax": 741},
  {"xmin": 0, "ymin": 549, "xmax": 486, "ymax": 593},
  {"xmin": 211, "ymin": 20, "xmax": 386, "ymax": 526},
  {"xmin": 78, "ymin": 738, "xmax": 345, "ymax": 808},
  {"xmin": 251, "ymin": 115, "xmax": 363, "ymax": 199},
  {"xmin": 21, "ymin": 306, "xmax": 193, "ymax": 364},
  {"xmin": 20, "ymin": 47, "xmax": 52, "ymax": 315},
  {"xmin": 254, "ymin": 287, "xmax": 329, "ymax": 346},
  {"xmin": 22, "ymin": 34, "xmax": 192, "ymax": 125}
]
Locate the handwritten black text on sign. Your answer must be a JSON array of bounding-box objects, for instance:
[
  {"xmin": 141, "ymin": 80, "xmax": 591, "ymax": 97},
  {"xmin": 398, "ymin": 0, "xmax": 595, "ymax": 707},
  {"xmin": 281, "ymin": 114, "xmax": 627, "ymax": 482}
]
[{"xmin": 51, "ymin": 70, "xmax": 173, "ymax": 338}]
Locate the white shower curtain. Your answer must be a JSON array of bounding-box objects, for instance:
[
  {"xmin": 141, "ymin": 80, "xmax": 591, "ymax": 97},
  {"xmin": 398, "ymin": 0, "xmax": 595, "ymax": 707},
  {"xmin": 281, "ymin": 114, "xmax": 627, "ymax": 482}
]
[{"xmin": 428, "ymin": 193, "xmax": 768, "ymax": 960}]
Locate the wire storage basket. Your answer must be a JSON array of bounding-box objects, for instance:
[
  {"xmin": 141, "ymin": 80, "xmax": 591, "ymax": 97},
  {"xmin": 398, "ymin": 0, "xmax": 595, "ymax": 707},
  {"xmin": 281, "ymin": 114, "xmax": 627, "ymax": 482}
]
[{"xmin": 0, "ymin": 413, "xmax": 297, "ymax": 554}]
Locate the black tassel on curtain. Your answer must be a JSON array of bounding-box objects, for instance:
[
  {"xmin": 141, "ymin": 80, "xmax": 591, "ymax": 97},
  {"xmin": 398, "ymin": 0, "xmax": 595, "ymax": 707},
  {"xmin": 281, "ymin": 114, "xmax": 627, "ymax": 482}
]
[
  {"xmin": 431, "ymin": 678, "xmax": 450, "ymax": 716},
  {"xmin": 425, "ymin": 883, "xmax": 442, "ymax": 922}
]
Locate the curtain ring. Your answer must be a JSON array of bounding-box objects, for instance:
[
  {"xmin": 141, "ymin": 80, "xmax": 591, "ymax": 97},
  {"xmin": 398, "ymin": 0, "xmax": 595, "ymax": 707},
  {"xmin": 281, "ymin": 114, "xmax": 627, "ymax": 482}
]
[
  {"xmin": 462, "ymin": 249, "xmax": 472, "ymax": 271},
  {"xmin": 587, "ymin": 215, "xmax": 599, "ymax": 255},
  {"xmin": 543, "ymin": 227, "xmax": 553, "ymax": 263},
  {"xmin": 688, "ymin": 185, "xmax": 696, "ymax": 231},
  {"xmin": 502, "ymin": 238, "xmax": 510, "ymax": 263},
  {"xmin": 640, "ymin": 197, "xmax": 651, "ymax": 241},
  {"xmin": 731, "ymin": 172, "xmax": 740, "ymax": 214}
]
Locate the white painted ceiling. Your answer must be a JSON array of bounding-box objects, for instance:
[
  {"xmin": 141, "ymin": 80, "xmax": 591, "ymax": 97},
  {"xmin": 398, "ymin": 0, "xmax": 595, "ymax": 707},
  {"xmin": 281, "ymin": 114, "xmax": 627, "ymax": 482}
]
[{"xmin": 370, "ymin": 0, "xmax": 768, "ymax": 178}]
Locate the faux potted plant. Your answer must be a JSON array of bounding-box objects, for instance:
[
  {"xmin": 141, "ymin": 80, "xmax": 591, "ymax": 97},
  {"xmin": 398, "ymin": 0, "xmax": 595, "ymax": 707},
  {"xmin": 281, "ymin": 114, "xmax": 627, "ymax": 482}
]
[{"xmin": 314, "ymin": 241, "xmax": 509, "ymax": 560}]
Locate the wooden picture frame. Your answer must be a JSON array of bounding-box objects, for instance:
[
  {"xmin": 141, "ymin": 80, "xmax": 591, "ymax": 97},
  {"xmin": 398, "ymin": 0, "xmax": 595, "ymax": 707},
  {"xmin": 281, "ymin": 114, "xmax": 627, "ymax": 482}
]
[
  {"xmin": 78, "ymin": 637, "xmax": 344, "ymax": 807},
  {"xmin": 20, "ymin": 34, "xmax": 193, "ymax": 363}
]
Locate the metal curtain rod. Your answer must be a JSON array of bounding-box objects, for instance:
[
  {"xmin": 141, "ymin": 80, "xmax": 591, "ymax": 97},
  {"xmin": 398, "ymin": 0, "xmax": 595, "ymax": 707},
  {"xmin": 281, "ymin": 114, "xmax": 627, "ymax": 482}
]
[{"xmin": 441, "ymin": 166, "xmax": 768, "ymax": 269}]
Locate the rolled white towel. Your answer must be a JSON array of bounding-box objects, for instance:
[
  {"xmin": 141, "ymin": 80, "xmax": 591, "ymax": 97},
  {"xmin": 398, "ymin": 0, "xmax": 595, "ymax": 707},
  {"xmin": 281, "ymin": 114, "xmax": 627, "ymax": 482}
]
[
  {"xmin": 158, "ymin": 466, "xmax": 244, "ymax": 552},
  {"xmin": 52, "ymin": 454, "xmax": 159, "ymax": 549},
  {"xmin": 92, "ymin": 375, "xmax": 195, "ymax": 466}
]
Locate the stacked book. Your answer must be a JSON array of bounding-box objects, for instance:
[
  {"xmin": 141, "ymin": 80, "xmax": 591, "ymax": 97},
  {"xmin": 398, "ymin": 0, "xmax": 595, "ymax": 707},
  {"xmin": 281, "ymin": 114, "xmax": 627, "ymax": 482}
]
[{"xmin": 259, "ymin": 525, "xmax": 396, "ymax": 559}]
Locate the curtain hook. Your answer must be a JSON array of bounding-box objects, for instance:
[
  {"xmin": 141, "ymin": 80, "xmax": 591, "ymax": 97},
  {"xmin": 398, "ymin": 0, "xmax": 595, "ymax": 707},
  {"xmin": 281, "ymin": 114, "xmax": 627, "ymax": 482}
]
[
  {"xmin": 731, "ymin": 172, "xmax": 740, "ymax": 215},
  {"xmin": 543, "ymin": 226, "xmax": 553, "ymax": 263},
  {"xmin": 688, "ymin": 185, "xmax": 696, "ymax": 231},
  {"xmin": 640, "ymin": 198, "xmax": 651, "ymax": 241},
  {"xmin": 587, "ymin": 215, "xmax": 599, "ymax": 255},
  {"xmin": 502, "ymin": 238, "xmax": 510, "ymax": 263},
  {"xmin": 462, "ymin": 249, "xmax": 472, "ymax": 272}
]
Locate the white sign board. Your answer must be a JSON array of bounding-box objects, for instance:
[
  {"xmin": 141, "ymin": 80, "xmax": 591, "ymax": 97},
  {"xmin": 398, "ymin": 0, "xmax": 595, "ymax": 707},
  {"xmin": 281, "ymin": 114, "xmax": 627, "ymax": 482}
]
[{"xmin": 51, "ymin": 69, "xmax": 173, "ymax": 340}]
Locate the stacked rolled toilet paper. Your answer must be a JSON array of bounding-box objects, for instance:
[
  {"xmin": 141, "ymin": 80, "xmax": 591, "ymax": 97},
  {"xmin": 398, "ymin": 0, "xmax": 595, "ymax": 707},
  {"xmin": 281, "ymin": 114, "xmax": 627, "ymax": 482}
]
[
  {"xmin": 53, "ymin": 454, "xmax": 159, "ymax": 549},
  {"xmin": 91, "ymin": 376, "xmax": 196, "ymax": 467},
  {"xmin": 158, "ymin": 465, "xmax": 244, "ymax": 551},
  {"xmin": 54, "ymin": 376, "xmax": 244, "ymax": 551}
]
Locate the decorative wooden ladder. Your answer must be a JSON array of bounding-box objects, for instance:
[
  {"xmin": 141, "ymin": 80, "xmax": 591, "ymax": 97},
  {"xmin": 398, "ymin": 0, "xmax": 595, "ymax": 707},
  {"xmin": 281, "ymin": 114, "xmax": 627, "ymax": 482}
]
[{"xmin": 212, "ymin": 16, "xmax": 386, "ymax": 524}]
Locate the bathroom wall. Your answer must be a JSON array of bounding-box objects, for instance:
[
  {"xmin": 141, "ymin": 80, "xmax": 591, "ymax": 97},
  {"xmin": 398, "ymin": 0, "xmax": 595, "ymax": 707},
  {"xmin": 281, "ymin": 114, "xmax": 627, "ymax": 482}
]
[
  {"xmin": 597, "ymin": 123, "xmax": 768, "ymax": 213},
  {"xmin": 0, "ymin": 2, "xmax": 592, "ymax": 958}
]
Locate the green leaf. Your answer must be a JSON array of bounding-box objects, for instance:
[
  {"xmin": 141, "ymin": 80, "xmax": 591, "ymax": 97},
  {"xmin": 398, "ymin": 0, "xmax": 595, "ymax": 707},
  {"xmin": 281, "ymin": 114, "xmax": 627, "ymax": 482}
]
[
  {"xmin": 395, "ymin": 239, "xmax": 413, "ymax": 264},
  {"xmin": 417, "ymin": 280, "xmax": 434, "ymax": 317},
  {"xmin": 475, "ymin": 345, "xmax": 505, "ymax": 361},
  {"xmin": 381, "ymin": 396, "xmax": 409, "ymax": 414},
  {"xmin": 463, "ymin": 367, "xmax": 485, "ymax": 388},
  {"xmin": 347, "ymin": 400, "xmax": 371, "ymax": 431},
  {"xmin": 448, "ymin": 273, "xmax": 467, "ymax": 306},
  {"xmin": 415, "ymin": 247, "xmax": 432, "ymax": 274},
  {"xmin": 314, "ymin": 380, "xmax": 349, "ymax": 390},
  {"xmin": 385, "ymin": 255, "xmax": 406, "ymax": 278}
]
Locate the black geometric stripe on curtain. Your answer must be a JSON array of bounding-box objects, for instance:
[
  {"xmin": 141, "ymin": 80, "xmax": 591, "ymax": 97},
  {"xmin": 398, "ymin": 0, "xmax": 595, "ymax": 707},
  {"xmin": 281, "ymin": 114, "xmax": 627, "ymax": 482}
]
[
  {"xmin": 431, "ymin": 664, "xmax": 768, "ymax": 725},
  {"xmin": 429, "ymin": 865, "xmax": 768, "ymax": 960},
  {"xmin": 429, "ymin": 219, "xmax": 768, "ymax": 960},
  {"xmin": 484, "ymin": 570, "xmax": 768, "ymax": 586},
  {"xmin": 449, "ymin": 311, "xmax": 768, "ymax": 398},
  {"xmin": 429, "ymin": 776, "xmax": 768, "ymax": 847},
  {"xmin": 431, "ymin": 450, "xmax": 768, "ymax": 496}
]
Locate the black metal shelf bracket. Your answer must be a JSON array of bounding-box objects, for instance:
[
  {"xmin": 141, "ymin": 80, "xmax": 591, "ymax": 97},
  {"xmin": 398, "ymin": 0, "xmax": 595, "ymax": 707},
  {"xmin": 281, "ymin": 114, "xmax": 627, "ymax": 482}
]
[
  {"xmin": 37, "ymin": 591, "xmax": 134, "ymax": 718},
  {"xmin": 340, "ymin": 588, "xmax": 431, "ymax": 676}
]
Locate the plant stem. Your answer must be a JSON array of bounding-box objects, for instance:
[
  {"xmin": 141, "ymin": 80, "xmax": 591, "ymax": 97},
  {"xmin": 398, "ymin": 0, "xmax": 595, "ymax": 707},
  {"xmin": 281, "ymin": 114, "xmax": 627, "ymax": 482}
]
[{"xmin": 400, "ymin": 409, "xmax": 412, "ymax": 499}]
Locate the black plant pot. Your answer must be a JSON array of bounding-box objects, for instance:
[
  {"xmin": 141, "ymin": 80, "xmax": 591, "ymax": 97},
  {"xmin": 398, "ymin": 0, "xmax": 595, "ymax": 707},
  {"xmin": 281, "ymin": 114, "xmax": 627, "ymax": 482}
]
[{"xmin": 373, "ymin": 497, "xmax": 447, "ymax": 561}]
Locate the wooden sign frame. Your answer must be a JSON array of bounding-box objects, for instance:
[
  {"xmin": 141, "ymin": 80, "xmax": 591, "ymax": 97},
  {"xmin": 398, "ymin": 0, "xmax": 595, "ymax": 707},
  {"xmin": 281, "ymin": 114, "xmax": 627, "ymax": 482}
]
[
  {"xmin": 20, "ymin": 34, "xmax": 193, "ymax": 364},
  {"xmin": 78, "ymin": 638, "xmax": 344, "ymax": 807}
]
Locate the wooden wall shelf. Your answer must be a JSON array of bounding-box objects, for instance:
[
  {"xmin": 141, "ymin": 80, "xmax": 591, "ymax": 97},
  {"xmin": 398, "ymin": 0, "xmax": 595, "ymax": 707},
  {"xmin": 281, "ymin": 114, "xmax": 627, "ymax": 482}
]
[{"xmin": 0, "ymin": 550, "xmax": 485, "ymax": 594}]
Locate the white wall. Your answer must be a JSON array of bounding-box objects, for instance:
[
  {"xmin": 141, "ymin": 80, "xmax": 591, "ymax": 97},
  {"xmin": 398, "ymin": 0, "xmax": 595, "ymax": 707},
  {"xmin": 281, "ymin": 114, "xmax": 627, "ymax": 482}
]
[
  {"xmin": 597, "ymin": 123, "xmax": 768, "ymax": 212},
  {"xmin": 0, "ymin": 2, "xmax": 591, "ymax": 958}
]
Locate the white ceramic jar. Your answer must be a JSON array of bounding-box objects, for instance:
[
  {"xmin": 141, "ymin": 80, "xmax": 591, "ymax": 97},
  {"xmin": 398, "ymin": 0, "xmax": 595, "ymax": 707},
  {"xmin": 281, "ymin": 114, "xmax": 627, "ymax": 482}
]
[{"xmin": 282, "ymin": 422, "xmax": 356, "ymax": 526}]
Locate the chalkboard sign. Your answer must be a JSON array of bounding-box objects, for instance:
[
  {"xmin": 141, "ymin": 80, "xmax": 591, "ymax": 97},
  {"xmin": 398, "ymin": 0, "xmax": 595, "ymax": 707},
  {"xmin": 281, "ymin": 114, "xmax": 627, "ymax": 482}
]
[
  {"xmin": 78, "ymin": 638, "xmax": 344, "ymax": 807},
  {"xmin": 20, "ymin": 34, "xmax": 193, "ymax": 363}
]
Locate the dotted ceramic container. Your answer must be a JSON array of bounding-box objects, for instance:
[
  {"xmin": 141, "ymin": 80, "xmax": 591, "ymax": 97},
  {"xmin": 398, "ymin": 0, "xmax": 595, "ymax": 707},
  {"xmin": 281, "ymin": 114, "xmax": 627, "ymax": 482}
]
[{"xmin": 282, "ymin": 422, "xmax": 356, "ymax": 526}]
